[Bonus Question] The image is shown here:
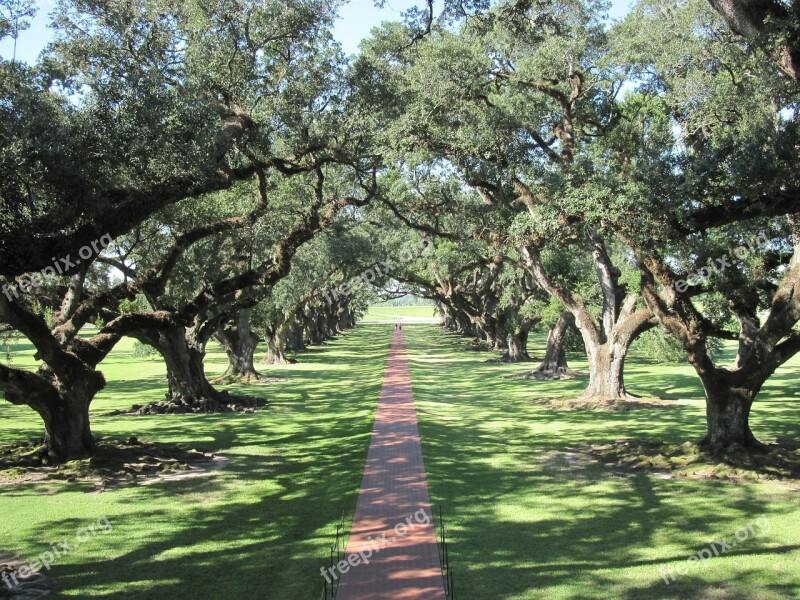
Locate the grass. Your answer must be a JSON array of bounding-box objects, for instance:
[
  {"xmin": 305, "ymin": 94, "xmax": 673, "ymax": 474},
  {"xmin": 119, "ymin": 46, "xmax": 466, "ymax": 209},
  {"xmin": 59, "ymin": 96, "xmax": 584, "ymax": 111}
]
[
  {"xmin": 405, "ymin": 324, "xmax": 800, "ymax": 600},
  {"xmin": 0, "ymin": 326, "xmax": 392, "ymax": 599},
  {"xmin": 362, "ymin": 305, "xmax": 438, "ymax": 320},
  {"xmin": 1, "ymin": 323, "xmax": 799, "ymax": 598}
]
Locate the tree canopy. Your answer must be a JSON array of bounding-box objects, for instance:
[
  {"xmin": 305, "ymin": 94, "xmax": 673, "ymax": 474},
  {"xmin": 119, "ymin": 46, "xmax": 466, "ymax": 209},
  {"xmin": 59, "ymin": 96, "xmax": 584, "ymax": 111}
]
[{"xmin": 2, "ymin": 0, "xmax": 799, "ymax": 460}]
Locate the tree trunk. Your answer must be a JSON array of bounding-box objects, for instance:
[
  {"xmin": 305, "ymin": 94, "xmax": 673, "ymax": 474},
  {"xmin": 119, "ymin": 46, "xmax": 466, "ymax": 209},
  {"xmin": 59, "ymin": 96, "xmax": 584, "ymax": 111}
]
[
  {"xmin": 7, "ymin": 365, "xmax": 108, "ymax": 460},
  {"xmin": 580, "ymin": 338, "xmax": 631, "ymax": 401},
  {"xmin": 438, "ymin": 303, "xmax": 456, "ymax": 330},
  {"xmin": 339, "ymin": 308, "xmax": 356, "ymax": 330},
  {"xmin": 701, "ymin": 384, "xmax": 759, "ymax": 451},
  {"xmin": 160, "ymin": 328, "xmax": 233, "ymax": 412},
  {"xmin": 570, "ymin": 298, "xmax": 654, "ymax": 401},
  {"xmin": 307, "ymin": 315, "xmax": 326, "ymax": 345},
  {"xmin": 522, "ymin": 243, "xmax": 652, "ymax": 402},
  {"xmin": 732, "ymin": 311, "xmax": 759, "ymax": 370},
  {"xmin": 541, "ymin": 313, "xmax": 570, "ymax": 370},
  {"xmin": 326, "ymin": 309, "xmax": 341, "ymax": 337},
  {"xmin": 285, "ymin": 320, "xmax": 306, "ymax": 353},
  {"xmin": 41, "ymin": 393, "xmax": 96, "ymax": 458},
  {"xmin": 521, "ymin": 312, "xmax": 581, "ymax": 379},
  {"xmin": 136, "ymin": 327, "xmax": 263, "ymax": 414},
  {"xmin": 502, "ymin": 329, "xmax": 531, "ymax": 362},
  {"xmin": 214, "ymin": 309, "xmax": 261, "ymax": 383},
  {"xmin": 264, "ymin": 323, "xmax": 289, "ymax": 364},
  {"xmin": 483, "ymin": 330, "xmax": 497, "ymax": 349},
  {"xmin": 691, "ymin": 357, "xmax": 764, "ymax": 452}
]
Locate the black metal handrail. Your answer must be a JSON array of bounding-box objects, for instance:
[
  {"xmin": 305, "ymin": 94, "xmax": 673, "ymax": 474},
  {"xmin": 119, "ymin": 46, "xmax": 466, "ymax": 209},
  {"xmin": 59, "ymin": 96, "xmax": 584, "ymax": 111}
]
[
  {"xmin": 437, "ymin": 504, "xmax": 457, "ymax": 599},
  {"xmin": 319, "ymin": 509, "xmax": 347, "ymax": 600}
]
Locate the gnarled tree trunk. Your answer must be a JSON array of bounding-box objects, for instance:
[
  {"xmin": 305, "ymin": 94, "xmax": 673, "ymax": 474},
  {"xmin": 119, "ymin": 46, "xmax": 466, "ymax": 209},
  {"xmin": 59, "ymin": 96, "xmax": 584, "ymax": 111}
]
[
  {"xmin": 285, "ymin": 320, "xmax": 306, "ymax": 353},
  {"xmin": 580, "ymin": 337, "xmax": 631, "ymax": 400},
  {"xmin": 635, "ymin": 232, "xmax": 800, "ymax": 453},
  {"xmin": 502, "ymin": 328, "xmax": 530, "ymax": 362},
  {"xmin": 158, "ymin": 327, "xmax": 233, "ymax": 412},
  {"xmin": 42, "ymin": 396, "xmax": 94, "ymax": 458},
  {"xmin": 338, "ymin": 307, "xmax": 356, "ymax": 331},
  {"xmin": 702, "ymin": 383, "xmax": 759, "ymax": 451},
  {"xmin": 39, "ymin": 382, "xmax": 100, "ymax": 458},
  {"xmin": 523, "ymin": 242, "xmax": 655, "ymax": 402},
  {"xmin": 136, "ymin": 326, "xmax": 264, "ymax": 414},
  {"xmin": 688, "ymin": 342, "xmax": 765, "ymax": 452},
  {"xmin": 2, "ymin": 361, "xmax": 105, "ymax": 459},
  {"xmin": 520, "ymin": 311, "xmax": 581, "ymax": 379},
  {"xmin": 263, "ymin": 321, "xmax": 289, "ymax": 365},
  {"xmin": 539, "ymin": 312, "xmax": 572, "ymax": 373},
  {"xmin": 214, "ymin": 308, "xmax": 261, "ymax": 383}
]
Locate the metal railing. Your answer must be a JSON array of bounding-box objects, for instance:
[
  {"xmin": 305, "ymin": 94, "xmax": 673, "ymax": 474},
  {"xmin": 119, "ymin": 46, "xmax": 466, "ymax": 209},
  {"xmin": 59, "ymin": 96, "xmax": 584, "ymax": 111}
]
[
  {"xmin": 437, "ymin": 504, "xmax": 457, "ymax": 599},
  {"xmin": 319, "ymin": 509, "xmax": 346, "ymax": 600},
  {"xmin": 318, "ymin": 505, "xmax": 457, "ymax": 599}
]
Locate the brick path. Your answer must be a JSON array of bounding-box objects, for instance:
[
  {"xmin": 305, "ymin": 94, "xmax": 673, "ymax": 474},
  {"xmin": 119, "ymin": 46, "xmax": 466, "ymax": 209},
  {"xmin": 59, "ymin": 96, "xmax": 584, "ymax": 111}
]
[{"xmin": 335, "ymin": 328, "xmax": 446, "ymax": 600}]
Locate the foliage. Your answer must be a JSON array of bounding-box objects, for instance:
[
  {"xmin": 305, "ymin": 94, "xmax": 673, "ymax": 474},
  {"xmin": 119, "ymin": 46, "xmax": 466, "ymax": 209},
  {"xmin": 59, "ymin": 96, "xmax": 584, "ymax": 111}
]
[
  {"xmin": 132, "ymin": 340, "xmax": 160, "ymax": 359},
  {"xmin": 633, "ymin": 328, "xmax": 725, "ymax": 364}
]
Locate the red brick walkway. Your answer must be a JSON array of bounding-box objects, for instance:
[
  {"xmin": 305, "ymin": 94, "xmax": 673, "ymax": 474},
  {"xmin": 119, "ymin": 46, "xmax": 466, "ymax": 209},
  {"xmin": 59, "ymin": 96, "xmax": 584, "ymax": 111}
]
[{"xmin": 335, "ymin": 329, "xmax": 446, "ymax": 600}]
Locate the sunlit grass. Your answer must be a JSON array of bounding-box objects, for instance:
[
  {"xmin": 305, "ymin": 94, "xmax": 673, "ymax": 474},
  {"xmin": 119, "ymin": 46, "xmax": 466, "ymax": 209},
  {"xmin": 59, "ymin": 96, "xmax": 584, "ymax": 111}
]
[
  {"xmin": 1, "ymin": 323, "xmax": 798, "ymax": 598},
  {"xmin": 362, "ymin": 305, "xmax": 438, "ymax": 320},
  {"xmin": 0, "ymin": 326, "xmax": 392, "ymax": 599},
  {"xmin": 407, "ymin": 325, "xmax": 800, "ymax": 600}
]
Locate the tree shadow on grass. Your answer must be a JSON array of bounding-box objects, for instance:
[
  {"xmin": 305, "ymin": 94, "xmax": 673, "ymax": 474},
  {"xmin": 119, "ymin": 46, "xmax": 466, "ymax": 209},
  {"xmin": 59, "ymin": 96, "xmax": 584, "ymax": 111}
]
[
  {"xmin": 403, "ymin": 324, "xmax": 800, "ymax": 600},
  {"xmin": 1, "ymin": 325, "xmax": 397, "ymax": 600}
]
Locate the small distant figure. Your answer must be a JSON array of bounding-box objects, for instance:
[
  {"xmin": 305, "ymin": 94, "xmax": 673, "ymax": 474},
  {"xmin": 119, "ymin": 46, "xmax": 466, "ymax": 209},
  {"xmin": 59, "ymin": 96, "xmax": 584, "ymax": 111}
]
[
  {"xmin": 399, "ymin": 324, "xmax": 402, "ymax": 331},
  {"xmin": 394, "ymin": 322, "xmax": 398, "ymax": 331}
]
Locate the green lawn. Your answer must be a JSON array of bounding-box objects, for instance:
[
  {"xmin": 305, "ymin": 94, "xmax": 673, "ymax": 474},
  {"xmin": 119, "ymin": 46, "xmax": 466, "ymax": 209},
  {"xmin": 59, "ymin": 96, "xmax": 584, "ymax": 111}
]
[
  {"xmin": 1, "ymin": 323, "xmax": 799, "ymax": 599},
  {"xmin": 362, "ymin": 305, "xmax": 439, "ymax": 320},
  {"xmin": 0, "ymin": 326, "xmax": 392, "ymax": 599},
  {"xmin": 405, "ymin": 324, "xmax": 800, "ymax": 600}
]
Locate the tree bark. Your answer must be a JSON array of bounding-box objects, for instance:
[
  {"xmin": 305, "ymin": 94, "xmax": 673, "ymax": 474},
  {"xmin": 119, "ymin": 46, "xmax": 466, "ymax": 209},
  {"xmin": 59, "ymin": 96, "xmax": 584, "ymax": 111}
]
[
  {"xmin": 708, "ymin": 0, "xmax": 800, "ymax": 80},
  {"xmin": 263, "ymin": 321, "xmax": 290, "ymax": 364},
  {"xmin": 633, "ymin": 230, "xmax": 800, "ymax": 453},
  {"xmin": 683, "ymin": 337, "xmax": 765, "ymax": 452},
  {"xmin": 136, "ymin": 326, "xmax": 261, "ymax": 413},
  {"xmin": 1, "ymin": 362, "xmax": 103, "ymax": 459},
  {"xmin": 214, "ymin": 308, "xmax": 261, "ymax": 383},
  {"xmin": 326, "ymin": 308, "xmax": 341, "ymax": 337},
  {"xmin": 502, "ymin": 328, "xmax": 531, "ymax": 362},
  {"xmin": 338, "ymin": 307, "xmax": 356, "ymax": 330},
  {"xmin": 41, "ymin": 391, "xmax": 96, "ymax": 458},
  {"xmin": 522, "ymin": 311, "xmax": 581, "ymax": 379},
  {"xmin": 699, "ymin": 375, "xmax": 760, "ymax": 451},
  {"xmin": 306, "ymin": 314, "xmax": 326, "ymax": 345},
  {"xmin": 522, "ymin": 243, "xmax": 655, "ymax": 401},
  {"xmin": 580, "ymin": 338, "xmax": 631, "ymax": 400},
  {"xmin": 731, "ymin": 309, "xmax": 759, "ymax": 370},
  {"xmin": 285, "ymin": 319, "xmax": 306, "ymax": 353},
  {"xmin": 160, "ymin": 328, "xmax": 229, "ymax": 411}
]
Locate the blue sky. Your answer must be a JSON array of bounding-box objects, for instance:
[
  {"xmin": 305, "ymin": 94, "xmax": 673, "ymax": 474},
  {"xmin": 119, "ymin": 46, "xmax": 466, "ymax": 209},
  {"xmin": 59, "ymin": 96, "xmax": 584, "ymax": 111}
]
[{"xmin": 1, "ymin": 0, "xmax": 635, "ymax": 64}]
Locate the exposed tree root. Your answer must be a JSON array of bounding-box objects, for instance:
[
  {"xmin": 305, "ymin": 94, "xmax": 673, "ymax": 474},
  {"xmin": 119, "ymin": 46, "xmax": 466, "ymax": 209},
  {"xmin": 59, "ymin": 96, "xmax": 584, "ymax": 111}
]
[
  {"xmin": 0, "ymin": 551, "xmax": 55, "ymax": 599},
  {"xmin": 211, "ymin": 371, "xmax": 264, "ymax": 385},
  {"xmin": 0, "ymin": 438, "xmax": 222, "ymax": 487},
  {"xmin": 531, "ymin": 396, "xmax": 679, "ymax": 411},
  {"xmin": 582, "ymin": 439, "xmax": 800, "ymax": 482},
  {"xmin": 131, "ymin": 391, "xmax": 267, "ymax": 415},
  {"xmin": 512, "ymin": 367, "xmax": 585, "ymax": 380}
]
